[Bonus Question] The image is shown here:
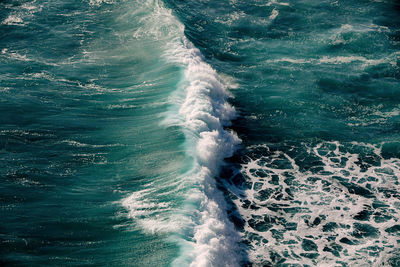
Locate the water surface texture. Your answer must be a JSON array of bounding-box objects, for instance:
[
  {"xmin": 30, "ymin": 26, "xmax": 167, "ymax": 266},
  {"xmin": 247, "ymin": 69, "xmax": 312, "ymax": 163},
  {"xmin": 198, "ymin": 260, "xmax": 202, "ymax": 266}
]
[{"xmin": 1, "ymin": 0, "xmax": 399, "ymax": 266}]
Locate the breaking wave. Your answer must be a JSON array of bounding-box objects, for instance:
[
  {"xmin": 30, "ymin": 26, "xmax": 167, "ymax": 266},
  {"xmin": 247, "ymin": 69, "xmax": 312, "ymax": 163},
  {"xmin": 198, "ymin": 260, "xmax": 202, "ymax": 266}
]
[{"xmin": 121, "ymin": 1, "xmax": 243, "ymax": 266}]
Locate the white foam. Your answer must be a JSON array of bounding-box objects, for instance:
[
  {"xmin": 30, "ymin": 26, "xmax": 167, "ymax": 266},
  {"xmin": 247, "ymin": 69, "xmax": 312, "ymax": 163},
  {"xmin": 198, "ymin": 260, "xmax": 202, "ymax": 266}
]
[
  {"xmin": 328, "ymin": 23, "xmax": 391, "ymax": 46},
  {"xmin": 1, "ymin": 1, "xmax": 42, "ymax": 26},
  {"xmin": 214, "ymin": 11, "xmax": 246, "ymax": 26},
  {"xmin": 88, "ymin": 0, "xmax": 115, "ymax": 6},
  {"xmin": 121, "ymin": 1, "xmax": 243, "ymax": 266},
  {"xmin": 60, "ymin": 140, "xmax": 124, "ymax": 148},
  {"xmin": 225, "ymin": 141, "xmax": 400, "ymax": 266},
  {"xmin": 265, "ymin": 57, "xmax": 311, "ymax": 64},
  {"xmin": 269, "ymin": 9, "xmax": 279, "ymax": 21},
  {"xmin": 319, "ymin": 55, "xmax": 388, "ymax": 66},
  {"xmin": 265, "ymin": 0, "xmax": 290, "ymax": 7},
  {"xmin": 21, "ymin": 3, "xmax": 38, "ymax": 11},
  {"xmin": 2, "ymin": 15, "xmax": 23, "ymax": 25},
  {"xmin": 347, "ymin": 105, "xmax": 400, "ymax": 127},
  {"xmin": 373, "ymin": 107, "xmax": 400, "ymax": 118},
  {"xmin": 265, "ymin": 52, "xmax": 399, "ymax": 68},
  {"xmin": 0, "ymin": 129, "xmax": 54, "ymax": 137},
  {"xmin": 215, "ymin": 4, "xmax": 280, "ymax": 27}
]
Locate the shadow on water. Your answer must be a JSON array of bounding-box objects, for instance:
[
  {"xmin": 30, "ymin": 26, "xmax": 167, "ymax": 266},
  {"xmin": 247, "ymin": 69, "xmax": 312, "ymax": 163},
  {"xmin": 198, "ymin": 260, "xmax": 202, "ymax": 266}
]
[{"xmin": 218, "ymin": 152, "xmax": 252, "ymax": 266}]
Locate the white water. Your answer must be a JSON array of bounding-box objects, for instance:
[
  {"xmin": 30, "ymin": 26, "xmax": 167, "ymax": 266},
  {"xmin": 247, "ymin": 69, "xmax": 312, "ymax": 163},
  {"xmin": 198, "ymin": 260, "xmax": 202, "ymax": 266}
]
[
  {"xmin": 224, "ymin": 141, "xmax": 400, "ymax": 266},
  {"xmin": 121, "ymin": 1, "xmax": 243, "ymax": 266}
]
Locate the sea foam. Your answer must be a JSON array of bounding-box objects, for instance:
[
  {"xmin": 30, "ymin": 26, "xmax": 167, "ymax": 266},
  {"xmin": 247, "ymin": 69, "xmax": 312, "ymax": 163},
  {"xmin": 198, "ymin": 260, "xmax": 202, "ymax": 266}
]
[{"xmin": 223, "ymin": 141, "xmax": 400, "ymax": 266}]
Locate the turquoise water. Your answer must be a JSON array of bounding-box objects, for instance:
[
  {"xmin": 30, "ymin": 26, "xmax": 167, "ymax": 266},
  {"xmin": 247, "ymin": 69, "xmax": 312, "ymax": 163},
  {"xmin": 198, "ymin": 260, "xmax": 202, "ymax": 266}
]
[{"xmin": 1, "ymin": 0, "xmax": 399, "ymax": 266}]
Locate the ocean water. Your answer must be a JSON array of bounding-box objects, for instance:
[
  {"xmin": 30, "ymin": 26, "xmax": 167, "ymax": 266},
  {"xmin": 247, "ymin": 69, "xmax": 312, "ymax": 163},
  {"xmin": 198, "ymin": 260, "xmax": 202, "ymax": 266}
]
[{"xmin": 0, "ymin": 0, "xmax": 399, "ymax": 266}]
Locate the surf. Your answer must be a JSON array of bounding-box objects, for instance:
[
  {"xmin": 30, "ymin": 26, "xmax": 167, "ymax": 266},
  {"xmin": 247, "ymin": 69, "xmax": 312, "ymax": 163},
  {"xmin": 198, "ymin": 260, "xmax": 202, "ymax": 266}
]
[{"xmin": 121, "ymin": 1, "xmax": 243, "ymax": 266}]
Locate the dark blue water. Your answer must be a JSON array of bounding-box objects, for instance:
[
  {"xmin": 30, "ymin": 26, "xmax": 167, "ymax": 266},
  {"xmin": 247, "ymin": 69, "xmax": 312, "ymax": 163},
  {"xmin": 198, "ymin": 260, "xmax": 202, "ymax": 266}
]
[{"xmin": 1, "ymin": 0, "xmax": 399, "ymax": 266}]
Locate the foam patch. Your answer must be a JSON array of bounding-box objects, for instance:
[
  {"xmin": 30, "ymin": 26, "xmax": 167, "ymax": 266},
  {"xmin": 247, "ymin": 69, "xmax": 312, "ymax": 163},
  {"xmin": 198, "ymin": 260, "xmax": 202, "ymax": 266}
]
[{"xmin": 224, "ymin": 141, "xmax": 400, "ymax": 266}]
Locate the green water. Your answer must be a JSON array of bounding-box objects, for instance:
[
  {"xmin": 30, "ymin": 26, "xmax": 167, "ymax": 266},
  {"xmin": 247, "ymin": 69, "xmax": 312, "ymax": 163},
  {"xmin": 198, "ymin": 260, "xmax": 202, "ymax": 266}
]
[{"xmin": 1, "ymin": 0, "xmax": 185, "ymax": 265}]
